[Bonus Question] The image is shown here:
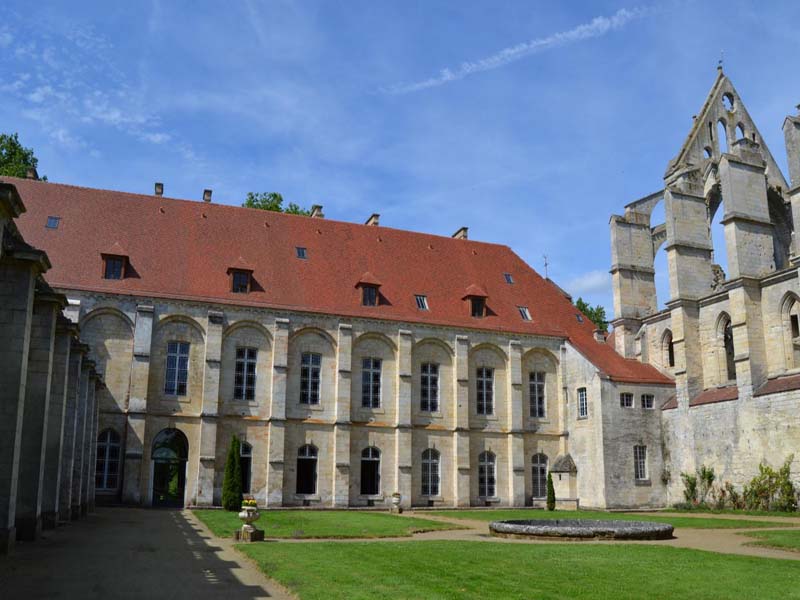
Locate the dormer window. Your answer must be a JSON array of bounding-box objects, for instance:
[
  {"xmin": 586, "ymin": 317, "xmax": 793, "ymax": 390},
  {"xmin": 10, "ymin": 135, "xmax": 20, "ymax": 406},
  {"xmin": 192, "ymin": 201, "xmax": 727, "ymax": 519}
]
[
  {"xmin": 504, "ymin": 273, "xmax": 514, "ymax": 284},
  {"xmin": 518, "ymin": 306, "xmax": 531, "ymax": 321},
  {"xmin": 415, "ymin": 295, "xmax": 429, "ymax": 310},
  {"xmin": 296, "ymin": 247, "xmax": 307, "ymax": 259},
  {"xmin": 103, "ymin": 256, "xmax": 125, "ymax": 280},
  {"xmin": 362, "ymin": 285, "xmax": 378, "ymax": 306},
  {"xmin": 46, "ymin": 216, "xmax": 60, "ymax": 229},
  {"xmin": 231, "ymin": 270, "xmax": 251, "ymax": 294},
  {"xmin": 471, "ymin": 297, "xmax": 485, "ymax": 318}
]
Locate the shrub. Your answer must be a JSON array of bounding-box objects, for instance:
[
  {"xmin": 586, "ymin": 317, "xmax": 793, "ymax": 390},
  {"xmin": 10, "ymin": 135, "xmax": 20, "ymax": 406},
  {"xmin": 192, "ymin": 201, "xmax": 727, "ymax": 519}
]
[
  {"xmin": 697, "ymin": 465, "xmax": 715, "ymax": 504},
  {"xmin": 222, "ymin": 435, "xmax": 243, "ymax": 511},
  {"xmin": 743, "ymin": 456, "xmax": 797, "ymax": 512},
  {"xmin": 546, "ymin": 472, "xmax": 556, "ymax": 511},
  {"xmin": 724, "ymin": 481, "xmax": 744, "ymax": 510},
  {"xmin": 681, "ymin": 472, "xmax": 698, "ymax": 505}
]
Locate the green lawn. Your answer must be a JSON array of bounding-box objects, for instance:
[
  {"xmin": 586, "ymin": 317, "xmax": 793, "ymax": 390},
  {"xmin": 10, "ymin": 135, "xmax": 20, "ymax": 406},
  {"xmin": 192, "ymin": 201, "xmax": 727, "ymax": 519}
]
[
  {"xmin": 744, "ymin": 529, "xmax": 800, "ymax": 553},
  {"xmin": 193, "ymin": 509, "xmax": 459, "ymax": 539},
  {"xmin": 237, "ymin": 540, "xmax": 800, "ymax": 600},
  {"xmin": 669, "ymin": 506, "xmax": 800, "ymax": 518},
  {"xmin": 420, "ymin": 509, "xmax": 795, "ymax": 529}
]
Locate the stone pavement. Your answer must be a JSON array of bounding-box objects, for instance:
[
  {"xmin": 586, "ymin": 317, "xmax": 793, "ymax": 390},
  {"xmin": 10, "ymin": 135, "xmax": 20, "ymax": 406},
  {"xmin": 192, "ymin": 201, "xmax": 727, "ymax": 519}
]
[{"xmin": 0, "ymin": 507, "xmax": 292, "ymax": 599}]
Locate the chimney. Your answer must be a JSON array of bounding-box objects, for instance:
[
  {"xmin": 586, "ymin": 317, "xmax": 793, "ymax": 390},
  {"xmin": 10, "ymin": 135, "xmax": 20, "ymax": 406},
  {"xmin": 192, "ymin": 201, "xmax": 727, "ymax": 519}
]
[
  {"xmin": 203, "ymin": 189, "xmax": 212, "ymax": 203},
  {"xmin": 452, "ymin": 226, "xmax": 468, "ymax": 240},
  {"xmin": 310, "ymin": 205, "xmax": 324, "ymax": 219},
  {"xmin": 365, "ymin": 213, "xmax": 380, "ymax": 226},
  {"xmin": 26, "ymin": 167, "xmax": 38, "ymax": 180},
  {"xmin": 154, "ymin": 182, "xmax": 164, "ymax": 196}
]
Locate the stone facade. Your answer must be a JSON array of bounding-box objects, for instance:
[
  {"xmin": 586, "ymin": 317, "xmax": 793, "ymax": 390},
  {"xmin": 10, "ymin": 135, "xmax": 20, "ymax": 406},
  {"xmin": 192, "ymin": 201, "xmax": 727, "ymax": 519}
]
[
  {"xmin": 0, "ymin": 183, "xmax": 99, "ymax": 553},
  {"xmin": 611, "ymin": 69, "xmax": 800, "ymax": 503}
]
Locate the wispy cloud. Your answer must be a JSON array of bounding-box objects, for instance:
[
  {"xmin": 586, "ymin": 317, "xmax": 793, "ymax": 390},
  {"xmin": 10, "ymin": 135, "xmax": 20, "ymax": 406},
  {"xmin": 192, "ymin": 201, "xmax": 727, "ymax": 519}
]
[
  {"xmin": 564, "ymin": 269, "xmax": 611, "ymax": 297},
  {"xmin": 383, "ymin": 7, "xmax": 649, "ymax": 94}
]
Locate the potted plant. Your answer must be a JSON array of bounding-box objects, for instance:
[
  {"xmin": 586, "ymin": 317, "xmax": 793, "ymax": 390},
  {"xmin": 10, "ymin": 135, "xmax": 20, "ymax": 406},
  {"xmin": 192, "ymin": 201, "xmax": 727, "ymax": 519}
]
[{"xmin": 238, "ymin": 497, "xmax": 261, "ymax": 534}]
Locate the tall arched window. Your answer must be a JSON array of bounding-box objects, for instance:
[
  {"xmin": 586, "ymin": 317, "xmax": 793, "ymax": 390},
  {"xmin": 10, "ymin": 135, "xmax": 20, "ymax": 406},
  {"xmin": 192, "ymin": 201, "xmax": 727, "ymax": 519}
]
[
  {"xmin": 296, "ymin": 444, "xmax": 318, "ymax": 495},
  {"xmin": 478, "ymin": 451, "xmax": 496, "ymax": 498},
  {"xmin": 717, "ymin": 119, "xmax": 729, "ymax": 154},
  {"xmin": 421, "ymin": 449, "xmax": 440, "ymax": 497},
  {"xmin": 718, "ymin": 314, "xmax": 736, "ymax": 383},
  {"xmin": 360, "ymin": 447, "xmax": 381, "ymax": 495},
  {"xmin": 240, "ymin": 441, "xmax": 253, "ymax": 494},
  {"xmin": 781, "ymin": 294, "xmax": 800, "ymax": 370},
  {"xmin": 662, "ymin": 330, "xmax": 675, "ymax": 369},
  {"xmin": 531, "ymin": 453, "xmax": 548, "ymax": 499},
  {"xmin": 96, "ymin": 429, "xmax": 121, "ymax": 491}
]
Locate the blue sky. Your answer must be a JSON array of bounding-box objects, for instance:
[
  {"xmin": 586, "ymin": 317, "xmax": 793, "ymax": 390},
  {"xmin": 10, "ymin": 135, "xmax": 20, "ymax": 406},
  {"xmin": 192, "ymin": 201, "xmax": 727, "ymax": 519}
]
[{"xmin": 2, "ymin": 1, "xmax": 799, "ymax": 315}]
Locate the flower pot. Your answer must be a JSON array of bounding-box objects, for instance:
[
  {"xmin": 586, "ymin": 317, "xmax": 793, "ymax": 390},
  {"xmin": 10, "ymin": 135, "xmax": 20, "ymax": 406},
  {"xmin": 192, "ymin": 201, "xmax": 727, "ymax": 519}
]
[{"xmin": 238, "ymin": 506, "xmax": 261, "ymax": 533}]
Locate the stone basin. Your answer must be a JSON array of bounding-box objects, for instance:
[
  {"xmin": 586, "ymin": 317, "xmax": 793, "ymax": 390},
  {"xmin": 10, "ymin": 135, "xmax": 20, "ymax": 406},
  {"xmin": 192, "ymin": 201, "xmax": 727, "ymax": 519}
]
[{"xmin": 489, "ymin": 519, "xmax": 674, "ymax": 540}]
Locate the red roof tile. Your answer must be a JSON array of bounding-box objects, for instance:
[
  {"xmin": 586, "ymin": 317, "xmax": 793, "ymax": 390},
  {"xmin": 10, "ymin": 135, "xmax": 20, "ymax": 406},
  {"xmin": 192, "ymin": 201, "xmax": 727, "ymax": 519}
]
[
  {"xmin": 754, "ymin": 373, "xmax": 800, "ymax": 397},
  {"xmin": 357, "ymin": 271, "xmax": 382, "ymax": 287},
  {"xmin": 8, "ymin": 176, "xmax": 673, "ymax": 385},
  {"xmin": 661, "ymin": 395, "xmax": 677, "ymax": 410},
  {"xmin": 463, "ymin": 283, "xmax": 489, "ymax": 298},
  {"xmin": 690, "ymin": 385, "xmax": 738, "ymax": 407}
]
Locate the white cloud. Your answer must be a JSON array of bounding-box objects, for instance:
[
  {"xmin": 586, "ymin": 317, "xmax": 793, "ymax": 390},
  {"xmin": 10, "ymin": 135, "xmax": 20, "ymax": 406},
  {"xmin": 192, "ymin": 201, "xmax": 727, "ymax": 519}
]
[
  {"xmin": 564, "ymin": 269, "xmax": 611, "ymax": 297},
  {"xmin": 0, "ymin": 29, "xmax": 12, "ymax": 47},
  {"xmin": 383, "ymin": 7, "xmax": 649, "ymax": 94}
]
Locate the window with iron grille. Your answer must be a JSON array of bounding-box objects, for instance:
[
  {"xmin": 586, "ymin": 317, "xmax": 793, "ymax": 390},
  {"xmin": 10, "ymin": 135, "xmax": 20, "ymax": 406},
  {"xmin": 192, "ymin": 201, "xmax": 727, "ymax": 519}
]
[
  {"xmin": 577, "ymin": 387, "xmax": 588, "ymax": 418},
  {"xmin": 634, "ymin": 445, "xmax": 648, "ymax": 481},
  {"xmin": 361, "ymin": 357, "xmax": 382, "ymax": 408},
  {"xmin": 300, "ymin": 352, "xmax": 321, "ymax": 405},
  {"xmin": 529, "ymin": 372, "xmax": 546, "ymax": 418},
  {"xmin": 641, "ymin": 394, "xmax": 655, "ymax": 409},
  {"xmin": 420, "ymin": 362, "xmax": 439, "ymax": 412},
  {"xmin": 620, "ymin": 392, "xmax": 633, "ymax": 408},
  {"xmin": 476, "ymin": 367, "xmax": 494, "ymax": 415},
  {"xmin": 164, "ymin": 341, "xmax": 190, "ymax": 396},
  {"xmin": 234, "ymin": 347, "xmax": 257, "ymax": 401},
  {"xmin": 478, "ymin": 451, "xmax": 496, "ymax": 497},
  {"xmin": 531, "ymin": 453, "xmax": 548, "ymax": 499},
  {"xmin": 421, "ymin": 448, "xmax": 440, "ymax": 497}
]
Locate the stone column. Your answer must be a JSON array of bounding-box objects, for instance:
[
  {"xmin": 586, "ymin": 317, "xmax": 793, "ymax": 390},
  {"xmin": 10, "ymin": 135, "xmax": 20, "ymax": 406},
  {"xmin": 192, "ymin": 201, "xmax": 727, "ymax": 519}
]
[
  {"xmin": 87, "ymin": 377, "xmax": 102, "ymax": 512},
  {"xmin": 453, "ymin": 335, "xmax": 470, "ymax": 506},
  {"xmin": 195, "ymin": 310, "xmax": 222, "ymax": 506},
  {"xmin": 59, "ymin": 343, "xmax": 86, "ymax": 522},
  {"xmin": 332, "ymin": 323, "xmax": 352, "ymax": 507},
  {"xmin": 80, "ymin": 370, "xmax": 98, "ymax": 515},
  {"xmin": 41, "ymin": 319, "xmax": 76, "ymax": 529},
  {"xmin": 265, "ymin": 318, "xmax": 289, "ymax": 506},
  {"xmin": 15, "ymin": 292, "xmax": 62, "ymax": 541},
  {"xmin": 71, "ymin": 359, "xmax": 94, "ymax": 519},
  {"xmin": 0, "ymin": 252, "xmax": 47, "ymax": 554},
  {"xmin": 395, "ymin": 329, "xmax": 413, "ymax": 508},
  {"xmin": 122, "ymin": 304, "xmax": 154, "ymax": 505},
  {"xmin": 507, "ymin": 340, "xmax": 525, "ymax": 506}
]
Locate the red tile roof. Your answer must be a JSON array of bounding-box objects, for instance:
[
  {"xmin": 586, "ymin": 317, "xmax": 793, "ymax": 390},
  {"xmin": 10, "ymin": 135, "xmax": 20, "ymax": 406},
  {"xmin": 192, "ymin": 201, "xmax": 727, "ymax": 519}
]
[
  {"xmin": 661, "ymin": 395, "xmax": 677, "ymax": 410},
  {"xmin": 690, "ymin": 385, "xmax": 738, "ymax": 407},
  {"xmin": 754, "ymin": 373, "xmax": 800, "ymax": 397},
  {"xmin": 8, "ymin": 176, "xmax": 673, "ymax": 385}
]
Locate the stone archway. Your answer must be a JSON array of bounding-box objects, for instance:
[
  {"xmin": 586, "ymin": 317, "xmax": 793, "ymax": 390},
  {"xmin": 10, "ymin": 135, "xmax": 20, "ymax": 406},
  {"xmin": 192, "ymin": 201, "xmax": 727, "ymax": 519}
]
[{"xmin": 151, "ymin": 428, "xmax": 189, "ymax": 508}]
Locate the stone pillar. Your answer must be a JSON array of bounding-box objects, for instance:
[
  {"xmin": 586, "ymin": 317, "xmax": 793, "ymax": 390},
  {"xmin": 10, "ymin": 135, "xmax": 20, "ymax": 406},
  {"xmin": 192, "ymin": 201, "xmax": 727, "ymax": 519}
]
[
  {"xmin": 71, "ymin": 359, "xmax": 93, "ymax": 519},
  {"xmin": 0, "ymin": 251, "xmax": 46, "ymax": 554},
  {"xmin": 80, "ymin": 370, "xmax": 98, "ymax": 515},
  {"xmin": 265, "ymin": 318, "xmax": 289, "ymax": 506},
  {"xmin": 15, "ymin": 292, "xmax": 62, "ymax": 541},
  {"xmin": 195, "ymin": 310, "xmax": 222, "ymax": 506},
  {"xmin": 453, "ymin": 335, "xmax": 470, "ymax": 506},
  {"xmin": 783, "ymin": 110, "xmax": 800, "ymax": 258},
  {"xmin": 507, "ymin": 340, "xmax": 524, "ymax": 506},
  {"xmin": 332, "ymin": 323, "xmax": 352, "ymax": 507},
  {"xmin": 88, "ymin": 377, "xmax": 102, "ymax": 512},
  {"xmin": 59, "ymin": 343, "xmax": 85, "ymax": 522},
  {"xmin": 122, "ymin": 304, "xmax": 153, "ymax": 504},
  {"xmin": 395, "ymin": 329, "xmax": 413, "ymax": 507},
  {"xmin": 41, "ymin": 319, "xmax": 75, "ymax": 529}
]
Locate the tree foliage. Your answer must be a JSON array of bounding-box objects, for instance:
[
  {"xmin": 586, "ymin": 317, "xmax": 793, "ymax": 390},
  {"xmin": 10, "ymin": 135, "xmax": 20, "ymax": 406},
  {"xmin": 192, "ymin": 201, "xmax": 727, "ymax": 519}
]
[
  {"xmin": 222, "ymin": 435, "xmax": 243, "ymax": 511},
  {"xmin": 242, "ymin": 191, "xmax": 310, "ymax": 215},
  {"xmin": 574, "ymin": 297, "xmax": 608, "ymax": 332},
  {"xmin": 0, "ymin": 132, "xmax": 45, "ymax": 180},
  {"xmin": 546, "ymin": 472, "xmax": 556, "ymax": 511}
]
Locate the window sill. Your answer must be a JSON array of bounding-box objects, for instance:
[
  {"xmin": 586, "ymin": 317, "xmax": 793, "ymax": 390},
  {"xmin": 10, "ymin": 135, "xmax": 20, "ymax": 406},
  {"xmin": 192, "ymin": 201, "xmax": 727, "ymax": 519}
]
[
  {"xmin": 528, "ymin": 417, "xmax": 549, "ymax": 423},
  {"xmin": 358, "ymin": 494, "xmax": 384, "ymax": 501},
  {"xmin": 421, "ymin": 495, "xmax": 444, "ymax": 501},
  {"xmin": 293, "ymin": 494, "xmax": 320, "ymax": 501},
  {"xmin": 479, "ymin": 496, "xmax": 501, "ymax": 503},
  {"xmin": 577, "ymin": 415, "xmax": 589, "ymax": 421},
  {"xmin": 298, "ymin": 403, "xmax": 325, "ymax": 411},
  {"xmin": 418, "ymin": 411, "xmax": 443, "ymax": 418},
  {"xmin": 634, "ymin": 479, "xmax": 652, "ymax": 487},
  {"xmin": 475, "ymin": 414, "xmax": 498, "ymax": 421},
  {"xmin": 358, "ymin": 407, "xmax": 385, "ymax": 415}
]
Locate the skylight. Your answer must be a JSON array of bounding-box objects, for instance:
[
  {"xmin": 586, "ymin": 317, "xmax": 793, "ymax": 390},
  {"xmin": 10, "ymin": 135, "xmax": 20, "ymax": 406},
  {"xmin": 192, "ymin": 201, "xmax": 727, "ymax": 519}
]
[
  {"xmin": 504, "ymin": 273, "xmax": 514, "ymax": 284},
  {"xmin": 415, "ymin": 295, "xmax": 429, "ymax": 310},
  {"xmin": 576, "ymin": 314, "xmax": 584, "ymax": 323},
  {"xmin": 46, "ymin": 216, "xmax": 60, "ymax": 229},
  {"xmin": 296, "ymin": 247, "xmax": 307, "ymax": 259},
  {"xmin": 518, "ymin": 306, "xmax": 531, "ymax": 321}
]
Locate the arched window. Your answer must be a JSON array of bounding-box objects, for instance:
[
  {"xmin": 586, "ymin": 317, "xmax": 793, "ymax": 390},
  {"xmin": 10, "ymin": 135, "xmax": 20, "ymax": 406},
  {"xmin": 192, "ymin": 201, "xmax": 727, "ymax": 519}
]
[
  {"xmin": 96, "ymin": 429, "xmax": 121, "ymax": 491},
  {"xmin": 361, "ymin": 447, "xmax": 381, "ymax": 495},
  {"xmin": 717, "ymin": 120, "xmax": 729, "ymax": 154},
  {"xmin": 478, "ymin": 451, "xmax": 496, "ymax": 498},
  {"xmin": 781, "ymin": 294, "xmax": 800, "ymax": 370},
  {"xmin": 296, "ymin": 444, "xmax": 318, "ymax": 494},
  {"xmin": 531, "ymin": 453, "xmax": 548, "ymax": 499},
  {"xmin": 717, "ymin": 314, "xmax": 736, "ymax": 383},
  {"xmin": 662, "ymin": 330, "xmax": 675, "ymax": 369},
  {"xmin": 421, "ymin": 449, "xmax": 440, "ymax": 497},
  {"xmin": 240, "ymin": 441, "xmax": 253, "ymax": 494},
  {"xmin": 722, "ymin": 92, "xmax": 735, "ymax": 111},
  {"xmin": 736, "ymin": 123, "xmax": 746, "ymax": 141}
]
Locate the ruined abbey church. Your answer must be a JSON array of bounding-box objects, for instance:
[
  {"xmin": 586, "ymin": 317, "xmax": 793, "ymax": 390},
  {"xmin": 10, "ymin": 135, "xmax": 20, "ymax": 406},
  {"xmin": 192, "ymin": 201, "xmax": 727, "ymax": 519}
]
[{"xmin": 2, "ymin": 70, "xmax": 799, "ymax": 546}]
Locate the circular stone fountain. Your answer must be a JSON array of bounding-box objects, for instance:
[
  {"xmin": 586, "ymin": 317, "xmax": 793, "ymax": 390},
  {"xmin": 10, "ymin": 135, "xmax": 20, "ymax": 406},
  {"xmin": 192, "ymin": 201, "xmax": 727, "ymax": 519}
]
[{"xmin": 489, "ymin": 519, "xmax": 673, "ymax": 540}]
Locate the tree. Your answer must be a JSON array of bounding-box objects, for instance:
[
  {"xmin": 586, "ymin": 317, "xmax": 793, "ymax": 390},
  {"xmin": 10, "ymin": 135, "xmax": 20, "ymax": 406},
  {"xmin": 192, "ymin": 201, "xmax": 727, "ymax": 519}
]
[
  {"xmin": 546, "ymin": 472, "xmax": 556, "ymax": 511},
  {"xmin": 575, "ymin": 297, "xmax": 608, "ymax": 332},
  {"xmin": 0, "ymin": 132, "xmax": 45, "ymax": 180},
  {"xmin": 242, "ymin": 192, "xmax": 310, "ymax": 215},
  {"xmin": 222, "ymin": 435, "xmax": 243, "ymax": 511}
]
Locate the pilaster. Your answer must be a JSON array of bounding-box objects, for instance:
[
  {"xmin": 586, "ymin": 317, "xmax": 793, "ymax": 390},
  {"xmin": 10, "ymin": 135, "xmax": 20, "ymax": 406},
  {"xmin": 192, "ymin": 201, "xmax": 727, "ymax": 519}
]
[
  {"xmin": 266, "ymin": 318, "xmax": 289, "ymax": 506},
  {"xmin": 195, "ymin": 310, "xmax": 223, "ymax": 506},
  {"xmin": 80, "ymin": 370, "xmax": 98, "ymax": 515},
  {"xmin": 332, "ymin": 323, "xmax": 353, "ymax": 505},
  {"xmin": 59, "ymin": 343, "xmax": 85, "ymax": 521},
  {"xmin": 454, "ymin": 335, "xmax": 469, "ymax": 430},
  {"xmin": 453, "ymin": 430, "xmax": 470, "ymax": 507},
  {"xmin": 70, "ymin": 359, "xmax": 93, "ymax": 519}
]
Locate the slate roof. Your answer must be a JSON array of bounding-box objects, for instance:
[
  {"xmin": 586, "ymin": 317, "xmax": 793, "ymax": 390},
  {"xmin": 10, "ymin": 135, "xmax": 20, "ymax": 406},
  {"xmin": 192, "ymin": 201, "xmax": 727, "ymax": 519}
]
[{"xmin": 8, "ymin": 176, "xmax": 673, "ymax": 385}]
